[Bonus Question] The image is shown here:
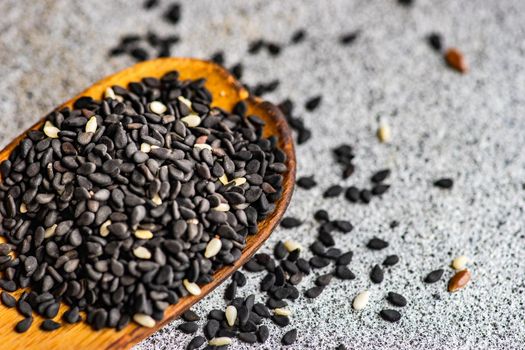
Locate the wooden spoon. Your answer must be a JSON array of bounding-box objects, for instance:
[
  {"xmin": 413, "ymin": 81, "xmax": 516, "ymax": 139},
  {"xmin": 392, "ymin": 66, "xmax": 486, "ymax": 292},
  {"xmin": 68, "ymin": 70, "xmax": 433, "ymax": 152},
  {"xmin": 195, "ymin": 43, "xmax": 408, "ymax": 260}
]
[{"xmin": 0, "ymin": 57, "xmax": 296, "ymax": 350}]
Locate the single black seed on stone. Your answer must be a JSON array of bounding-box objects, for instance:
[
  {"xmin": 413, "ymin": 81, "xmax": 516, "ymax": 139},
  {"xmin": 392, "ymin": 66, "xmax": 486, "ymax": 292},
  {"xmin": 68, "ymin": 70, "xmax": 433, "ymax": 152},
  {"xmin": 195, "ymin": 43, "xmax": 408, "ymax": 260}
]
[
  {"xmin": 433, "ymin": 178, "xmax": 453, "ymax": 189},
  {"xmin": 383, "ymin": 255, "xmax": 399, "ymax": 266},
  {"xmin": 15, "ymin": 317, "xmax": 33, "ymax": 333},
  {"xmin": 297, "ymin": 176, "xmax": 317, "ymax": 189},
  {"xmin": 398, "ymin": 0, "xmax": 414, "ymax": 7},
  {"xmin": 371, "ymin": 169, "xmax": 391, "ymax": 183},
  {"xmin": 233, "ymin": 271, "xmax": 247, "ymax": 287},
  {"xmin": 333, "ymin": 220, "xmax": 353, "ymax": 233},
  {"xmin": 344, "ymin": 186, "xmax": 359, "ymax": 203},
  {"xmin": 304, "ymin": 96, "xmax": 322, "ymax": 111},
  {"xmin": 314, "ymin": 209, "xmax": 329, "ymax": 222},
  {"xmin": 130, "ymin": 48, "xmax": 149, "ymax": 62},
  {"xmin": 424, "ymin": 269, "xmax": 444, "ymax": 283},
  {"xmin": 1, "ymin": 292, "xmax": 16, "ymax": 308},
  {"xmin": 315, "ymin": 273, "xmax": 333, "ymax": 287},
  {"xmin": 367, "ymin": 238, "xmax": 389, "ymax": 250},
  {"xmin": 335, "ymin": 266, "xmax": 356, "ymax": 280},
  {"xmin": 143, "ymin": 0, "xmax": 158, "ymax": 10},
  {"xmin": 324, "ymin": 185, "xmax": 343, "ymax": 198},
  {"xmin": 280, "ymin": 217, "xmax": 302, "ymax": 228},
  {"xmin": 390, "ymin": 220, "xmax": 400, "ymax": 229},
  {"xmin": 239, "ymin": 331, "xmax": 258, "ymax": 343},
  {"xmin": 164, "ymin": 3, "xmax": 181, "ymax": 24},
  {"xmin": 266, "ymin": 42, "xmax": 282, "ymax": 56},
  {"xmin": 291, "ymin": 29, "xmax": 306, "ymax": 44},
  {"xmin": 337, "ymin": 345, "xmax": 347, "ymax": 350},
  {"xmin": 224, "ymin": 281, "xmax": 237, "ymax": 300},
  {"xmin": 372, "ymin": 184, "xmax": 390, "ymax": 196},
  {"xmin": 379, "ymin": 309, "xmax": 402, "ymax": 322},
  {"xmin": 360, "ymin": 189, "xmax": 372, "ymax": 203},
  {"xmin": 178, "ymin": 322, "xmax": 198, "ymax": 334},
  {"xmin": 210, "ymin": 51, "xmax": 225, "ymax": 65},
  {"xmin": 427, "ymin": 33, "xmax": 443, "ymax": 52},
  {"xmin": 274, "ymin": 241, "xmax": 288, "ymax": 260},
  {"xmin": 41, "ymin": 319, "xmax": 61, "ymax": 331},
  {"xmin": 187, "ymin": 335, "xmax": 206, "ymax": 350},
  {"xmin": 339, "ymin": 31, "xmax": 360, "ymax": 45},
  {"xmin": 271, "ymin": 315, "xmax": 290, "ymax": 327},
  {"xmin": 231, "ymin": 63, "xmax": 244, "ymax": 79},
  {"xmin": 370, "ymin": 265, "xmax": 384, "ymax": 284},
  {"xmin": 182, "ymin": 310, "xmax": 200, "ymax": 322},
  {"xmin": 387, "ymin": 292, "xmax": 407, "ymax": 307},
  {"xmin": 257, "ymin": 324, "xmax": 269, "ymax": 342},
  {"xmin": 282, "ymin": 328, "xmax": 298, "ymax": 345},
  {"xmin": 304, "ymin": 286, "xmax": 324, "ymax": 298},
  {"xmin": 337, "ymin": 251, "xmax": 353, "ymax": 265},
  {"xmin": 248, "ymin": 39, "xmax": 265, "ymax": 54}
]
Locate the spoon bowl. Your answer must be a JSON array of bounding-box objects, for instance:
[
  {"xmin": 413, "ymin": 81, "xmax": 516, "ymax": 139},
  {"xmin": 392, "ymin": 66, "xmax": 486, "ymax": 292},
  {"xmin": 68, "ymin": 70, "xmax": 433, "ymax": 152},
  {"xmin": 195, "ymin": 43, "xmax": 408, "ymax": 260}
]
[{"xmin": 0, "ymin": 57, "xmax": 295, "ymax": 350}]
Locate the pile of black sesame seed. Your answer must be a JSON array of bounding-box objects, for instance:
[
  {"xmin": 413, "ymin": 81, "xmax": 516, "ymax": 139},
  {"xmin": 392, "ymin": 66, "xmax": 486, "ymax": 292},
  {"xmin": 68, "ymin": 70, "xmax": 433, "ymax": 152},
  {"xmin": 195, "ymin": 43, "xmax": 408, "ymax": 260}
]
[{"xmin": 0, "ymin": 70, "xmax": 287, "ymax": 333}]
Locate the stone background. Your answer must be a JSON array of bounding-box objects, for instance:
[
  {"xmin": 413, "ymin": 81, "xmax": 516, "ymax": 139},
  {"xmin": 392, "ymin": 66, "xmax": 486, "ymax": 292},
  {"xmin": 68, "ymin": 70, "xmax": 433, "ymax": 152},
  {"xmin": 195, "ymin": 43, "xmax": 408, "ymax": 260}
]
[{"xmin": 1, "ymin": 0, "xmax": 525, "ymax": 349}]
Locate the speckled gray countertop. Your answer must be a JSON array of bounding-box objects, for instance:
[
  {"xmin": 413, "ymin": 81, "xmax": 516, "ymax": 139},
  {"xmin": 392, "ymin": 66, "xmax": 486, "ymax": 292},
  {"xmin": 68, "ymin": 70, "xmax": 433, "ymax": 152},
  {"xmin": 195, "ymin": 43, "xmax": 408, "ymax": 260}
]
[{"xmin": 1, "ymin": 0, "xmax": 525, "ymax": 349}]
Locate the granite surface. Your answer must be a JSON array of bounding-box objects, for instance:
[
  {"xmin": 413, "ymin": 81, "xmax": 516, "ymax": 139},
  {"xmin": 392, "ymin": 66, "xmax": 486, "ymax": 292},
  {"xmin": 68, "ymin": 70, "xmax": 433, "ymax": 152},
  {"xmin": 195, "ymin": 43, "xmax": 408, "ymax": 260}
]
[{"xmin": 1, "ymin": 0, "xmax": 525, "ymax": 349}]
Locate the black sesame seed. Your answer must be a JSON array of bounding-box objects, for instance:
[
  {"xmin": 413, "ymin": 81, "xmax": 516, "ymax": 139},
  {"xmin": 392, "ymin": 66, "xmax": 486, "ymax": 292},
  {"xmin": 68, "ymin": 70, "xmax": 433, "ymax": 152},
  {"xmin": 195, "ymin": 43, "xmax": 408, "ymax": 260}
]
[
  {"xmin": 130, "ymin": 48, "xmax": 149, "ymax": 62},
  {"xmin": 387, "ymin": 292, "xmax": 407, "ymax": 307},
  {"xmin": 231, "ymin": 63, "xmax": 244, "ymax": 79},
  {"xmin": 143, "ymin": 0, "xmax": 158, "ymax": 10},
  {"xmin": 427, "ymin": 33, "xmax": 443, "ymax": 52},
  {"xmin": 371, "ymin": 169, "xmax": 391, "ymax": 183},
  {"xmin": 433, "ymin": 178, "xmax": 453, "ymax": 189},
  {"xmin": 17, "ymin": 300, "xmax": 32, "ymax": 318},
  {"xmin": 345, "ymin": 186, "xmax": 360, "ymax": 202},
  {"xmin": 336, "ymin": 251, "xmax": 353, "ymax": 265},
  {"xmin": 281, "ymin": 328, "xmax": 298, "ymax": 345},
  {"xmin": 40, "ymin": 319, "xmax": 61, "ymax": 331},
  {"xmin": 383, "ymin": 255, "xmax": 400, "ymax": 266},
  {"xmin": 367, "ymin": 238, "xmax": 389, "ymax": 250},
  {"xmin": 315, "ymin": 273, "xmax": 333, "ymax": 287},
  {"xmin": 280, "ymin": 217, "xmax": 302, "ymax": 228},
  {"xmin": 239, "ymin": 331, "xmax": 258, "ymax": 343},
  {"xmin": 370, "ymin": 265, "xmax": 384, "ymax": 284},
  {"xmin": 304, "ymin": 286, "xmax": 324, "ymax": 298},
  {"xmin": 324, "ymin": 185, "xmax": 343, "ymax": 198},
  {"xmin": 1, "ymin": 292, "xmax": 16, "ymax": 308},
  {"xmin": 257, "ymin": 324, "xmax": 270, "ymax": 343},
  {"xmin": 178, "ymin": 322, "xmax": 198, "ymax": 334},
  {"xmin": 309, "ymin": 256, "xmax": 330, "ymax": 269},
  {"xmin": 271, "ymin": 315, "xmax": 290, "ymax": 327},
  {"xmin": 305, "ymin": 96, "xmax": 322, "ymax": 111},
  {"xmin": 291, "ymin": 29, "xmax": 306, "ymax": 44},
  {"xmin": 182, "ymin": 310, "xmax": 200, "ymax": 322},
  {"xmin": 379, "ymin": 309, "xmax": 402, "ymax": 322},
  {"xmin": 15, "ymin": 317, "xmax": 33, "ymax": 333},
  {"xmin": 210, "ymin": 51, "xmax": 225, "ymax": 65},
  {"xmin": 337, "ymin": 345, "xmax": 347, "ymax": 350},
  {"xmin": 335, "ymin": 266, "xmax": 356, "ymax": 280},
  {"xmin": 187, "ymin": 335, "xmax": 206, "ymax": 350},
  {"xmin": 297, "ymin": 176, "xmax": 317, "ymax": 189},
  {"xmin": 224, "ymin": 281, "xmax": 237, "ymax": 301},
  {"xmin": 266, "ymin": 42, "xmax": 282, "ymax": 56},
  {"xmin": 397, "ymin": 0, "xmax": 414, "ymax": 7},
  {"xmin": 424, "ymin": 269, "xmax": 444, "ymax": 283},
  {"xmin": 314, "ymin": 209, "xmax": 330, "ymax": 222},
  {"xmin": 164, "ymin": 3, "xmax": 181, "ymax": 24},
  {"xmin": 360, "ymin": 189, "xmax": 372, "ymax": 203},
  {"xmin": 233, "ymin": 271, "xmax": 247, "ymax": 287},
  {"xmin": 339, "ymin": 31, "xmax": 360, "ymax": 45},
  {"xmin": 333, "ymin": 220, "xmax": 353, "ymax": 233},
  {"xmin": 248, "ymin": 39, "xmax": 265, "ymax": 54}
]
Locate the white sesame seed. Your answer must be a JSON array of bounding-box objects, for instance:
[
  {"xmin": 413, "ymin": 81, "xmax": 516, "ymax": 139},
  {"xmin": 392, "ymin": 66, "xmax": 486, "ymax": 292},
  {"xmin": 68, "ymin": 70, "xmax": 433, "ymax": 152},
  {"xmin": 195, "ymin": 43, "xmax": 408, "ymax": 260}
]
[
  {"xmin": 100, "ymin": 220, "xmax": 111, "ymax": 237},
  {"xmin": 149, "ymin": 101, "xmax": 167, "ymax": 115},
  {"xmin": 19, "ymin": 203, "xmax": 27, "ymax": 213},
  {"xmin": 225, "ymin": 305, "xmax": 237, "ymax": 327},
  {"xmin": 353, "ymin": 290, "xmax": 370, "ymax": 310},
  {"xmin": 151, "ymin": 193, "xmax": 162, "ymax": 206},
  {"xmin": 273, "ymin": 308, "xmax": 292, "ymax": 316},
  {"xmin": 183, "ymin": 279, "xmax": 201, "ymax": 296},
  {"xmin": 43, "ymin": 121, "xmax": 60, "ymax": 139},
  {"xmin": 231, "ymin": 177, "xmax": 246, "ymax": 186},
  {"xmin": 204, "ymin": 237, "xmax": 222, "ymax": 258},
  {"xmin": 284, "ymin": 240, "xmax": 302, "ymax": 252},
  {"xmin": 212, "ymin": 203, "xmax": 230, "ymax": 212},
  {"xmin": 194, "ymin": 143, "xmax": 212, "ymax": 151},
  {"xmin": 85, "ymin": 116, "xmax": 97, "ymax": 133},
  {"xmin": 234, "ymin": 203, "xmax": 250, "ymax": 210},
  {"xmin": 209, "ymin": 337, "xmax": 232, "ymax": 346},
  {"xmin": 219, "ymin": 174, "xmax": 229, "ymax": 185},
  {"xmin": 44, "ymin": 224, "xmax": 57, "ymax": 239},
  {"xmin": 104, "ymin": 87, "xmax": 116, "ymax": 100},
  {"xmin": 140, "ymin": 143, "xmax": 152, "ymax": 153},
  {"xmin": 178, "ymin": 96, "xmax": 193, "ymax": 109},
  {"xmin": 133, "ymin": 313, "xmax": 156, "ymax": 328},
  {"xmin": 186, "ymin": 218, "xmax": 199, "ymax": 225},
  {"xmin": 133, "ymin": 246, "xmax": 151, "ymax": 260},
  {"xmin": 134, "ymin": 229, "xmax": 154, "ymax": 240},
  {"xmin": 452, "ymin": 255, "xmax": 469, "ymax": 270},
  {"xmin": 377, "ymin": 122, "xmax": 391, "ymax": 143},
  {"xmin": 181, "ymin": 114, "xmax": 201, "ymax": 127}
]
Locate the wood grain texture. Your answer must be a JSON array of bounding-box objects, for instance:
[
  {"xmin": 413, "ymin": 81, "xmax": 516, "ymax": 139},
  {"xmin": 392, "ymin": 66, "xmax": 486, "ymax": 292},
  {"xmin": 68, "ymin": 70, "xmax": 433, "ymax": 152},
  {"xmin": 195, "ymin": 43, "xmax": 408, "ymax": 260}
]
[{"xmin": 0, "ymin": 58, "xmax": 296, "ymax": 350}]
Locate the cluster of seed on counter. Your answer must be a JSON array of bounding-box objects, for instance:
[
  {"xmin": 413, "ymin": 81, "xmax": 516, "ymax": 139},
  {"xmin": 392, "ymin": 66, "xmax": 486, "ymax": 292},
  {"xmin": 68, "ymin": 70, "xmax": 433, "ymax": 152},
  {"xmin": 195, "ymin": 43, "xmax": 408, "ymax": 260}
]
[{"xmin": 0, "ymin": 70, "xmax": 288, "ymax": 334}]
